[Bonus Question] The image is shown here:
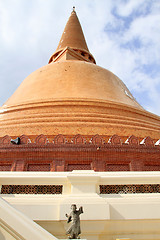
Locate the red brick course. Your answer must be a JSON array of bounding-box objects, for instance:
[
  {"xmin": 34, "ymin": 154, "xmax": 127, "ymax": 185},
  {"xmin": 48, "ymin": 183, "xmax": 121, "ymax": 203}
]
[{"xmin": 0, "ymin": 134, "xmax": 160, "ymax": 172}]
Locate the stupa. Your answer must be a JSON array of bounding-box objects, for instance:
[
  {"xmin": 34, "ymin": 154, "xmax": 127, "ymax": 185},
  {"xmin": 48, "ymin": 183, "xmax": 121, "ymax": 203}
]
[
  {"xmin": 1, "ymin": 8, "xmax": 160, "ymax": 240},
  {"xmin": 0, "ymin": 8, "xmax": 160, "ymax": 171}
]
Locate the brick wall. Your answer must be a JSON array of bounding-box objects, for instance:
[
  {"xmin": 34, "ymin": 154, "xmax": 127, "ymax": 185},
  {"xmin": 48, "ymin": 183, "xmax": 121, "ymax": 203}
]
[{"xmin": 0, "ymin": 134, "xmax": 160, "ymax": 172}]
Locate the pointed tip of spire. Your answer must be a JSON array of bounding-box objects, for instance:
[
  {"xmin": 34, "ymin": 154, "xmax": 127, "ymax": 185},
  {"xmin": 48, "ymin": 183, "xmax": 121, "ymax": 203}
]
[
  {"xmin": 49, "ymin": 8, "xmax": 96, "ymax": 64},
  {"xmin": 72, "ymin": 6, "xmax": 76, "ymax": 12},
  {"xmin": 56, "ymin": 8, "xmax": 89, "ymax": 53}
]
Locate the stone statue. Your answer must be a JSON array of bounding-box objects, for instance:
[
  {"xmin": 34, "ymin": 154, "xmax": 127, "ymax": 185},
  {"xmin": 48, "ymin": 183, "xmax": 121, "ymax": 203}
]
[{"xmin": 66, "ymin": 204, "xmax": 83, "ymax": 239}]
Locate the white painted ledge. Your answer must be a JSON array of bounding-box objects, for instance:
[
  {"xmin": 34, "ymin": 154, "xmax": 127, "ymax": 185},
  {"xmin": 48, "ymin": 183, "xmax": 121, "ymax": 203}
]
[{"xmin": 0, "ymin": 170, "xmax": 160, "ymax": 187}]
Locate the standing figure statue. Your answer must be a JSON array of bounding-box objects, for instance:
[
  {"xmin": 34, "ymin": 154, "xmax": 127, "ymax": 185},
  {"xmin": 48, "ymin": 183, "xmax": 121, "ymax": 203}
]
[{"xmin": 65, "ymin": 204, "xmax": 83, "ymax": 239}]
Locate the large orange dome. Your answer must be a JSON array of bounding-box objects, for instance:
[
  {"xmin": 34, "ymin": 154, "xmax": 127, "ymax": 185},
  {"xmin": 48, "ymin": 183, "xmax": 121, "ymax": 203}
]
[
  {"xmin": 3, "ymin": 61, "xmax": 142, "ymax": 108},
  {"xmin": 0, "ymin": 10, "xmax": 160, "ymax": 140}
]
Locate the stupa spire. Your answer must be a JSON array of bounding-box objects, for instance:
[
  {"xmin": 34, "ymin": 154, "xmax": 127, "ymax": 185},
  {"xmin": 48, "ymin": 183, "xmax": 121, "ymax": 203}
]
[
  {"xmin": 49, "ymin": 8, "xmax": 95, "ymax": 64},
  {"xmin": 56, "ymin": 7, "xmax": 89, "ymax": 52}
]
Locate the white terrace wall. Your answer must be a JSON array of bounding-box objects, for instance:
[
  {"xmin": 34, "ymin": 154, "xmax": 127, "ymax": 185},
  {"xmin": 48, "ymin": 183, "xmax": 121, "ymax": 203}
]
[{"xmin": 0, "ymin": 170, "xmax": 160, "ymax": 240}]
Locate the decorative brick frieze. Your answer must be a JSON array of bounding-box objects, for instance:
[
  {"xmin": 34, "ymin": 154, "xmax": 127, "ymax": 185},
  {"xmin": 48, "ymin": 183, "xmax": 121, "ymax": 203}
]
[
  {"xmin": 0, "ymin": 135, "xmax": 11, "ymax": 145},
  {"xmin": 0, "ymin": 134, "xmax": 159, "ymax": 172},
  {"xmin": 0, "ymin": 134, "xmax": 159, "ymax": 146},
  {"xmin": 71, "ymin": 134, "xmax": 86, "ymax": 144},
  {"xmin": 108, "ymin": 135, "xmax": 122, "ymax": 145},
  {"xmin": 19, "ymin": 135, "xmax": 31, "ymax": 144},
  {"xmin": 90, "ymin": 134, "xmax": 104, "ymax": 145},
  {"xmin": 125, "ymin": 135, "xmax": 139, "ymax": 145},
  {"xmin": 140, "ymin": 136, "xmax": 154, "ymax": 146},
  {"xmin": 35, "ymin": 134, "xmax": 49, "ymax": 144},
  {"xmin": 53, "ymin": 134, "xmax": 67, "ymax": 144}
]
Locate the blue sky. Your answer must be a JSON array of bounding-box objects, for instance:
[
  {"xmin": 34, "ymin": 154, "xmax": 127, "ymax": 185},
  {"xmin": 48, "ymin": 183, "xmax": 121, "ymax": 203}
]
[{"xmin": 0, "ymin": 0, "xmax": 160, "ymax": 115}]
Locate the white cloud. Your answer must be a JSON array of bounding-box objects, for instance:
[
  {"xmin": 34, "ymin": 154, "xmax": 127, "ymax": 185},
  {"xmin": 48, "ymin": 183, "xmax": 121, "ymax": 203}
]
[{"xmin": 116, "ymin": 0, "xmax": 151, "ymax": 17}]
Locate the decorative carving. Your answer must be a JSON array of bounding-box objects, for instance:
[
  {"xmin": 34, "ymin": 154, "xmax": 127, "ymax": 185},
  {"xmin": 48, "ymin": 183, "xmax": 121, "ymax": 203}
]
[
  {"xmin": 125, "ymin": 135, "xmax": 139, "ymax": 145},
  {"xmin": 72, "ymin": 134, "xmax": 86, "ymax": 144},
  {"xmin": 54, "ymin": 134, "xmax": 66, "ymax": 144},
  {"xmin": 108, "ymin": 135, "xmax": 122, "ymax": 145},
  {"xmin": 19, "ymin": 135, "xmax": 31, "ymax": 144},
  {"xmin": 35, "ymin": 134, "xmax": 49, "ymax": 144},
  {"xmin": 140, "ymin": 136, "xmax": 154, "ymax": 146},
  {"xmin": 0, "ymin": 135, "xmax": 11, "ymax": 144},
  {"xmin": 90, "ymin": 134, "xmax": 104, "ymax": 144},
  {"xmin": 1, "ymin": 185, "xmax": 63, "ymax": 194},
  {"xmin": 100, "ymin": 184, "xmax": 160, "ymax": 194},
  {"xmin": 66, "ymin": 204, "xmax": 83, "ymax": 239}
]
